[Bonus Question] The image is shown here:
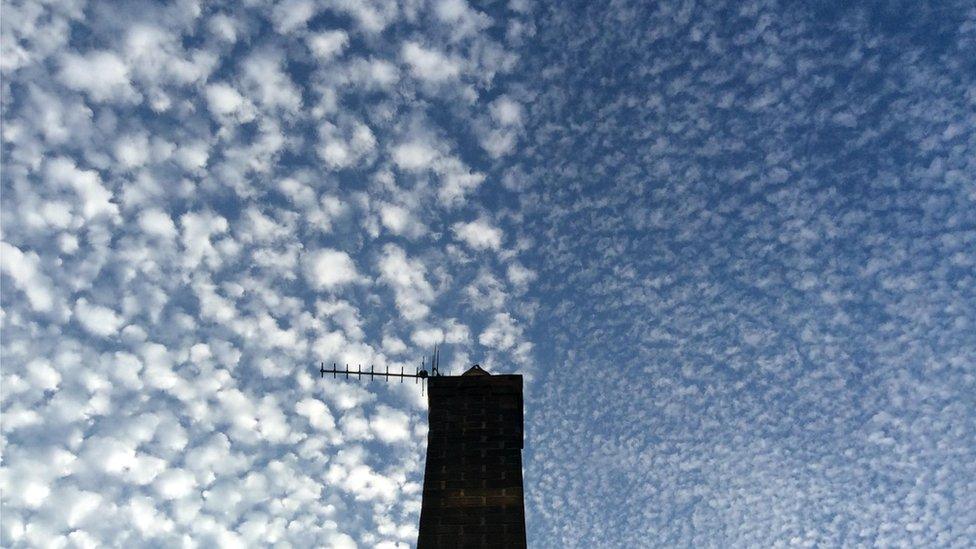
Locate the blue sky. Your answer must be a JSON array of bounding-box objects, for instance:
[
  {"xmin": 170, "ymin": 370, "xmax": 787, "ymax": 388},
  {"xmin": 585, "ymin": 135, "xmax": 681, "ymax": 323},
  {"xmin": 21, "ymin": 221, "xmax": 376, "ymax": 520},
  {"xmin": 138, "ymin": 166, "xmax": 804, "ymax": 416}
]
[{"xmin": 1, "ymin": 0, "xmax": 974, "ymax": 547}]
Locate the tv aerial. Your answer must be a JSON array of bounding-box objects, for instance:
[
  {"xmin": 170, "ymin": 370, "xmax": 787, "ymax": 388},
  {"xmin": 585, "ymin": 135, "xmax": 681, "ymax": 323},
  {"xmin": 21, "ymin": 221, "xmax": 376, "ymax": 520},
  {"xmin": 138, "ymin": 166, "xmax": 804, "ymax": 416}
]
[{"xmin": 319, "ymin": 345, "xmax": 443, "ymax": 394}]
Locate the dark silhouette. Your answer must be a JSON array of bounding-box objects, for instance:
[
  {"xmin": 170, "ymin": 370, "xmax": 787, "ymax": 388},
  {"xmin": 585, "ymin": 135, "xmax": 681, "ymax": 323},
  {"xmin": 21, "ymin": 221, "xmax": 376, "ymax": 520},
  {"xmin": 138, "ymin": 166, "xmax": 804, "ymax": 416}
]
[{"xmin": 417, "ymin": 365, "xmax": 526, "ymax": 548}]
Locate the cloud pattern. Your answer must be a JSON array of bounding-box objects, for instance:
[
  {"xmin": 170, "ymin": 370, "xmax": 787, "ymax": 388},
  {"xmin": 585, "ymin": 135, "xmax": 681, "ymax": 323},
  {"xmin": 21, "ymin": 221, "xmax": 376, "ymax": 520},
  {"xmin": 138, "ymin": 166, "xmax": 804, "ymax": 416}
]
[
  {"xmin": 1, "ymin": 0, "xmax": 974, "ymax": 547},
  {"xmin": 2, "ymin": 0, "xmax": 532, "ymax": 546},
  {"xmin": 508, "ymin": 2, "xmax": 976, "ymax": 547}
]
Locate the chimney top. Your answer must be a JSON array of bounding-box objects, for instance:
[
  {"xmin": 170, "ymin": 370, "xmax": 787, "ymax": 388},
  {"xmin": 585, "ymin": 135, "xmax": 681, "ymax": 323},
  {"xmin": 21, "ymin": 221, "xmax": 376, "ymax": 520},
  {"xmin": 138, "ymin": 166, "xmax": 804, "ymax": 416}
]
[{"xmin": 461, "ymin": 364, "xmax": 490, "ymax": 376}]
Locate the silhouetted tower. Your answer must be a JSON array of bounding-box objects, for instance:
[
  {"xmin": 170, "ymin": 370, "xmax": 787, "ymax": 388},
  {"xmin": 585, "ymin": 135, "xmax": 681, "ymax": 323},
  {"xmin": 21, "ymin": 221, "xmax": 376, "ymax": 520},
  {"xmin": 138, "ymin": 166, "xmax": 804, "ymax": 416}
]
[
  {"xmin": 417, "ymin": 365, "xmax": 526, "ymax": 548},
  {"xmin": 319, "ymin": 356, "xmax": 526, "ymax": 548}
]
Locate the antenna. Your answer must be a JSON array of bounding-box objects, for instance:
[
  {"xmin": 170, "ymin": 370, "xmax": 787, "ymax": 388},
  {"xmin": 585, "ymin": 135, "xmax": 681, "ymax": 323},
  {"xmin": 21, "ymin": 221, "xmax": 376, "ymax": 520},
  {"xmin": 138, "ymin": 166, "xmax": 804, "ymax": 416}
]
[
  {"xmin": 431, "ymin": 344, "xmax": 440, "ymax": 377},
  {"xmin": 319, "ymin": 359, "xmax": 431, "ymax": 393},
  {"xmin": 318, "ymin": 347, "xmax": 444, "ymax": 394}
]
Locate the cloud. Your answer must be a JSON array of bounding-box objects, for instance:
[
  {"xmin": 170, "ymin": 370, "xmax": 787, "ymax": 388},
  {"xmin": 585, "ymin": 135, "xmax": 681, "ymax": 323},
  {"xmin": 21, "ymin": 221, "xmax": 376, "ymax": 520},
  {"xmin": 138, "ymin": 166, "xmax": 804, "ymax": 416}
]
[
  {"xmin": 392, "ymin": 140, "xmax": 439, "ymax": 171},
  {"xmin": 303, "ymin": 249, "xmax": 361, "ymax": 290},
  {"xmin": 318, "ymin": 120, "xmax": 377, "ymax": 169},
  {"xmin": 59, "ymin": 51, "xmax": 138, "ymax": 102},
  {"xmin": 0, "ymin": 242, "xmax": 56, "ymax": 312},
  {"xmin": 153, "ymin": 469, "xmax": 197, "ymax": 500},
  {"xmin": 478, "ymin": 312, "xmax": 520, "ymax": 350},
  {"xmin": 434, "ymin": 0, "xmax": 490, "ymax": 40},
  {"xmin": 114, "ymin": 133, "xmax": 150, "ymax": 168},
  {"xmin": 370, "ymin": 405, "xmax": 411, "ymax": 443},
  {"xmin": 138, "ymin": 208, "xmax": 178, "ymax": 239},
  {"xmin": 490, "ymin": 96, "xmax": 522, "ymax": 126},
  {"xmin": 308, "ymin": 30, "xmax": 349, "ymax": 60},
  {"xmin": 73, "ymin": 298, "xmax": 124, "ymax": 337},
  {"xmin": 377, "ymin": 244, "xmax": 435, "ymax": 321},
  {"xmin": 379, "ymin": 203, "xmax": 425, "ymax": 238},
  {"xmin": 205, "ymin": 82, "xmax": 256, "ymax": 123},
  {"xmin": 0, "ymin": 1, "xmax": 530, "ymax": 540},
  {"xmin": 122, "ymin": 24, "xmax": 217, "ymax": 91},
  {"xmin": 453, "ymin": 218, "xmax": 503, "ymax": 250},
  {"xmin": 180, "ymin": 211, "xmax": 229, "ymax": 271},
  {"xmin": 46, "ymin": 157, "xmax": 119, "ymax": 221},
  {"xmin": 26, "ymin": 359, "xmax": 61, "ymax": 391},
  {"xmin": 296, "ymin": 398, "xmax": 337, "ymax": 432},
  {"xmin": 272, "ymin": 0, "xmax": 319, "ymax": 34},
  {"xmin": 240, "ymin": 49, "xmax": 302, "ymax": 113},
  {"xmin": 26, "ymin": 0, "xmax": 976, "ymax": 547},
  {"xmin": 401, "ymin": 42, "xmax": 461, "ymax": 82},
  {"xmin": 506, "ymin": 262, "xmax": 536, "ymax": 291},
  {"xmin": 327, "ymin": 0, "xmax": 399, "ymax": 34}
]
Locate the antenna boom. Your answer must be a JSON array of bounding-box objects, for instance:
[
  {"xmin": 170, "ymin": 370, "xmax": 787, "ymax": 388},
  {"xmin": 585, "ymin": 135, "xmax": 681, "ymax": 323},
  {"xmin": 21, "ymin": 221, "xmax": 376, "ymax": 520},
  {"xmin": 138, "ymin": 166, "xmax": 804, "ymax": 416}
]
[{"xmin": 319, "ymin": 363, "xmax": 429, "ymax": 381}]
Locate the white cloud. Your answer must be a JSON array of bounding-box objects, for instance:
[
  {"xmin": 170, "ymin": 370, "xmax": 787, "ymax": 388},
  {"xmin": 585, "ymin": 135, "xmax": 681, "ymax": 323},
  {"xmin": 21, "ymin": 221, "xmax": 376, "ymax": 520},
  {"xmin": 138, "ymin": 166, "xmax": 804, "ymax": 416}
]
[
  {"xmin": 377, "ymin": 244, "xmax": 435, "ymax": 320},
  {"xmin": 370, "ymin": 405, "xmax": 411, "ymax": 444},
  {"xmin": 154, "ymin": 469, "xmax": 197, "ymax": 500},
  {"xmin": 392, "ymin": 140, "xmax": 439, "ymax": 171},
  {"xmin": 174, "ymin": 141, "xmax": 210, "ymax": 171},
  {"xmin": 0, "ymin": 241, "xmax": 56, "ymax": 312},
  {"xmin": 115, "ymin": 133, "xmax": 150, "ymax": 168},
  {"xmin": 382, "ymin": 334, "xmax": 408, "ymax": 355},
  {"xmin": 46, "ymin": 157, "xmax": 118, "ymax": 221},
  {"xmin": 123, "ymin": 25, "xmax": 217, "ymax": 89},
  {"xmin": 341, "ymin": 464, "xmax": 398, "ymax": 502},
  {"xmin": 319, "ymin": 121, "xmax": 376, "ymax": 169},
  {"xmin": 453, "ymin": 218, "xmax": 503, "ymax": 250},
  {"xmin": 435, "ymin": 0, "xmax": 470, "ymax": 21},
  {"xmin": 59, "ymin": 51, "xmax": 138, "ymax": 103},
  {"xmin": 303, "ymin": 249, "xmax": 360, "ymax": 290},
  {"xmin": 506, "ymin": 262, "xmax": 537, "ymax": 289},
  {"xmin": 0, "ymin": 1, "xmax": 535, "ymax": 546},
  {"xmin": 401, "ymin": 42, "xmax": 461, "ymax": 82},
  {"xmin": 205, "ymin": 82, "xmax": 255, "ymax": 123},
  {"xmin": 480, "ymin": 128, "xmax": 517, "ymax": 158},
  {"xmin": 411, "ymin": 327, "xmax": 444, "ymax": 347},
  {"xmin": 490, "ymin": 96, "xmax": 523, "ymax": 126},
  {"xmin": 443, "ymin": 319, "xmax": 471, "ymax": 345},
  {"xmin": 180, "ymin": 211, "xmax": 229, "ymax": 271},
  {"xmin": 240, "ymin": 50, "xmax": 302, "ymax": 113},
  {"xmin": 478, "ymin": 312, "xmax": 520, "ymax": 350},
  {"xmin": 323, "ymin": 142, "xmax": 350, "ymax": 168},
  {"xmin": 433, "ymin": 0, "xmax": 491, "ymax": 42},
  {"xmin": 326, "ymin": 0, "xmax": 398, "ymax": 34},
  {"xmin": 74, "ymin": 298, "xmax": 124, "ymax": 337},
  {"xmin": 138, "ymin": 208, "xmax": 178, "ymax": 239},
  {"xmin": 308, "ymin": 30, "xmax": 349, "ymax": 60},
  {"xmin": 296, "ymin": 398, "xmax": 337, "ymax": 432},
  {"xmin": 128, "ymin": 496, "xmax": 174, "ymax": 537},
  {"xmin": 26, "ymin": 359, "xmax": 61, "ymax": 391},
  {"xmin": 344, "ymin": 57, "xmax": 400, "ymax": 89},
  {"xmin": 379, "ymin": 203, "xmax": 425, "ymax": 238},
  {"xmin": 272, "ymin": 0, "xmax": 318, "ymax": 34},
  {"xmin": 54, "ymin": 487, "xmax": 104, "ymax": 530},
  {"xmin": 436, "ymin": 156, "xmax": 485, "ymax": 206},
  {"xmin": 207, "ymin": 14, "xmax": 239, "ymax": 43},
  {"xmin": 479, "ymin": 96, "xmax": 524, "ymax": 157}
]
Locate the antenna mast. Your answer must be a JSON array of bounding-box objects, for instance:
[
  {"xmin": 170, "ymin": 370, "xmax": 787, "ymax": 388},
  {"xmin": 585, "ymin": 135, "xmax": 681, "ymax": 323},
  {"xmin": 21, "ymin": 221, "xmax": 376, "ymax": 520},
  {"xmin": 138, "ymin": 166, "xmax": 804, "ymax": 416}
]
[{"xmin": 318, "ymin": 345, "xmax": 443, "ymax": 394}]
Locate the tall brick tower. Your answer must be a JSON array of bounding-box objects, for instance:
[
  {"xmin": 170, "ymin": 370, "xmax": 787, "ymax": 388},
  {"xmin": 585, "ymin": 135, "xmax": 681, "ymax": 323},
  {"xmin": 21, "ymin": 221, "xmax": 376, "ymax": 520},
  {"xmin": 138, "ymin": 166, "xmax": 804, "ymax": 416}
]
[{"xmin": 417, "ymin": 365, "xmax": 526, "ymax": 548}]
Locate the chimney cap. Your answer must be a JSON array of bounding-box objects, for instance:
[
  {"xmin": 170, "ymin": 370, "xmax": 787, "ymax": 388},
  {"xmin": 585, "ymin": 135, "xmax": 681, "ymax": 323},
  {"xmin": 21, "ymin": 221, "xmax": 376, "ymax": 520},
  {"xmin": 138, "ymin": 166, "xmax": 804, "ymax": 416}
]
[{"xmin": 462, "ymin": 364, "xmax": 490, "ymax": 376}]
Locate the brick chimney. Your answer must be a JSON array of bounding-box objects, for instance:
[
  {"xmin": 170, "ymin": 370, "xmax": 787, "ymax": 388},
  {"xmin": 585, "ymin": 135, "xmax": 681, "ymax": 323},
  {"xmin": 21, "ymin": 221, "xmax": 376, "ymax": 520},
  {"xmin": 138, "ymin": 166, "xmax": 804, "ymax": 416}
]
[{"xmin": 417, "ymin": 365, "xmax": 526, "ymax": 548}]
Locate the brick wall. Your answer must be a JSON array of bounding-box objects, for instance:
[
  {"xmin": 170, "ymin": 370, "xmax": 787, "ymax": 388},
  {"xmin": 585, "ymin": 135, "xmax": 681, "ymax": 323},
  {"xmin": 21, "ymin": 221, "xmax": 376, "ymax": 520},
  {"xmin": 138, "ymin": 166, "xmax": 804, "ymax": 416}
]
[{"xmin": 417, "ymin": 371, "xmax": 526, "ymax": 548}]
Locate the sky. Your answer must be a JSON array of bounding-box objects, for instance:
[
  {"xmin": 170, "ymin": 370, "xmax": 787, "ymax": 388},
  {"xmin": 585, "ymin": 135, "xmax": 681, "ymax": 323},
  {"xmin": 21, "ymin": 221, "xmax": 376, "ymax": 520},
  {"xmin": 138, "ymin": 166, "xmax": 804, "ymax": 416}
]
[{"xmin": 1, "ymin": 0, "xmax": 974, "ymax": 547}]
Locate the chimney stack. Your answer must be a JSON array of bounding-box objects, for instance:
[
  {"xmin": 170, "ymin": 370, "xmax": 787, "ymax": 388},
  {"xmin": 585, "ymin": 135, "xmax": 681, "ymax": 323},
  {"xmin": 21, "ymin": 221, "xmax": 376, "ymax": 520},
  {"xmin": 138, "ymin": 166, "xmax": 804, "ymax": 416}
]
[{"xmin": 417, "ymin": 365, "xmax": 526, "ymax": 548}]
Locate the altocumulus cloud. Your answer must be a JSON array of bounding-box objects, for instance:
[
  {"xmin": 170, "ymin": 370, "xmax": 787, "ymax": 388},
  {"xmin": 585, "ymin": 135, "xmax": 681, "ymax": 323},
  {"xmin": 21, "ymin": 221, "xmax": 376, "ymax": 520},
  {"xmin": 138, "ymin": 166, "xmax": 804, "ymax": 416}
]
[
  {"xmin": 1, "ymin": 0, "xmax": 533, "ymax": 546},
  {"xmin": 2, "ymin": 0, "xmax": 975, "ymax": 548},
  {"xmin": 304, "ymin": 248, "xmax": 362, "ymax": 290}
]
